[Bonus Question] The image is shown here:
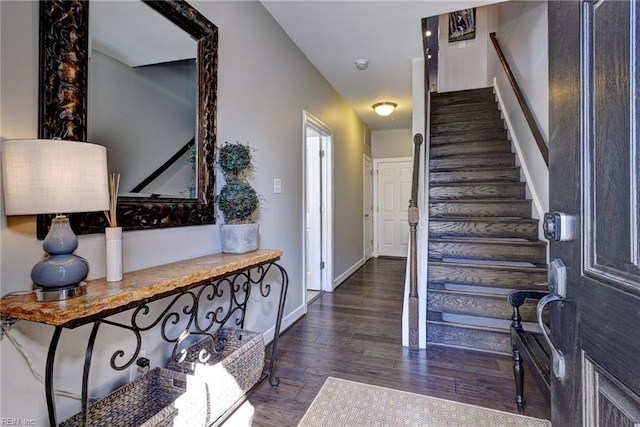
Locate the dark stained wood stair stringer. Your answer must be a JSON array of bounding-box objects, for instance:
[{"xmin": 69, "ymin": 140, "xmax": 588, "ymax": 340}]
[{"xmin": 426, "ymin": 87, "xmax": 548, "ymax": 355}]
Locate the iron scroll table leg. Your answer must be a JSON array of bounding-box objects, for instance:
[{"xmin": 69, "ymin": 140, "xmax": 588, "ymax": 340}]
[
  {"xmin": 46, "ymin": 327, "xmax": 63, "ymax": 427},
  {"xmin": 81, "ymin": 322, "xmax": 101, "ymax": 426},
  {"xmin": 267, "ymin": 263, "xmax": 288, "ymax": 386}
]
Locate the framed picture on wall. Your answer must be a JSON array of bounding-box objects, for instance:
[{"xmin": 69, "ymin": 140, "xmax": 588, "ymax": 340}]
[{"xmin": 448, "ymin": 8, "xmax": 476, "ymax": 43}]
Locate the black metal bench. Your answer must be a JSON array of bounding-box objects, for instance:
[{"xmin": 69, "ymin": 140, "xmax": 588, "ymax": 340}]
[{"xmin": 507, "ymin": 290, "xmax": 551, "ymax": 413}]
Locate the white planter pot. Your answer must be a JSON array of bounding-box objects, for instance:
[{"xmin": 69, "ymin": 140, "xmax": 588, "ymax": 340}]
[{"xmin": 220, "ymin": 223, "xmax": 259, "ymax": 254}]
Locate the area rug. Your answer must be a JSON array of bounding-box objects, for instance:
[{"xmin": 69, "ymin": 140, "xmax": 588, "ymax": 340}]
[{"xmin": 298, "ymin": 377, "xmax": 551, "ymax": 427}]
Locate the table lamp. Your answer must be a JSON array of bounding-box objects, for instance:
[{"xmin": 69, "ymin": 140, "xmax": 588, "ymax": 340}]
[{"xmin": 1, "ymin": 139, "xmax": 109, "ymax": 301}]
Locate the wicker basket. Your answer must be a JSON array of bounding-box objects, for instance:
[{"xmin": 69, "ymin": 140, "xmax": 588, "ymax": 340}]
[
  {"xmin": 60, "ymin": 367, "xmax": 210, "ymax": 427},
  {"xmin": 166, "ymin": 328, "xmax": 265, "ymax": 423}
]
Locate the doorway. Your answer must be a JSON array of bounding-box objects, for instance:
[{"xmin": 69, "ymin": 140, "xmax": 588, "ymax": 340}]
[
  {"xmin": 373, "ymin": 157, "xmax": 413, "ymax": 257},
  {"xmin": 303, "ymin": 111, "xmax": 333, "ymax": 306},
  {"xmin": 363, "ymin": 154, "xmax": 373, "ymax": 260}
]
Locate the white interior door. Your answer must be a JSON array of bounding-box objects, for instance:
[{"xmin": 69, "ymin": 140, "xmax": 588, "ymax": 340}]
[
  {"xmin": 305, "ymin": 132, "xmax": 322, "ymax": 291},
  {"xmin": 303, "ymin": 111, "xmax": 333, "ymax": 294},
  {"xmin": 376, "ymin": 159, "xmax": 412, "ymax": 257},
  {"xmin": 363, "ymin": 154, "xmax": 373, "ymax": 260}
]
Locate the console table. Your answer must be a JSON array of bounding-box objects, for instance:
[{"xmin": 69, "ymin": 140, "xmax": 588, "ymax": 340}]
[{"xmin": 0, "ymin": 249, "xmax": 288, "ymax": 427}]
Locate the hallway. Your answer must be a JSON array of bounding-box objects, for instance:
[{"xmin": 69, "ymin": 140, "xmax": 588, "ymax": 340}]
[{"xmin": 247, "ymin": 257, "xmax": 551, "ymax": 426}]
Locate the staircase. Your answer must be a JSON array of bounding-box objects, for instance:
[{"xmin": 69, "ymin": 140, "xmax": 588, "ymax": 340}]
[{"xmin": 426, "ymin": 87, "xmax": 547, "ymax": 354}]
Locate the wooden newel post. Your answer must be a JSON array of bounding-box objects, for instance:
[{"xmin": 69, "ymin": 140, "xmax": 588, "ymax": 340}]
[{"xmin": 408, "ymin": 133, "xmax": 423, "ymax": 349}]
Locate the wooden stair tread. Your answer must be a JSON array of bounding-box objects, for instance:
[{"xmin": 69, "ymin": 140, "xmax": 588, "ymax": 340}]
[
  {"xmin": 430, "ymin": 198, "xmax": 528, "ymax": 204},
  {"xmin": 431, "ymin": 119, "xmax": 505, "ymax": 127},
  {"xmin": 429, "ymin": 260, "xmax": 546, "ymax": 273},
  {"xmin": 428, "ymin": 289, "xmax": 516, "ymax": 320},
  {"xmin": 428, "ymin": 238, "xmax": 547, "ymax": 259},
  {"xmin": 432, "ymin": 96, "xmax": 497, "ymax": 108},
  {"xmin": 427, "ymin": 319, "xmax": 507, "ymax": 333},
  {"xmin": 431, "ymin": 110, "xmax": 501, "ymax": 125},
  {"xmin": 427, "ymin": 288, "xmax": 540, "ymax": 323},
  {"xmin": 433, "ymin": 259, "xmax": 543, "ymax": 269},
  {"xmin": 429, "ymin": 201, "xmax": 532, "ymax": 219},
  {"xmin": 429, "ymin": 218, "xmax": 539, "ymax": 240},
  {"xmin": 430, "ymin": 130, "xmax": 508, "ymax": 145},
  {"xmin": 429, "ymin": 166, "xmax": 520, "ymax": 176},
  {"xmin": 430, "ymin": 217, "xmax": 537, "ymax": 223},
  {"xmin": 435, "ymin": 165, "xmax": 520, "ymax": 174},
  {"xmin": 431, "ymin": 121, "xmax": 505, "ymax": 136},
  {"xmin": 431, "ymin": 103, "xmax": 500, "ymax": 117},
  {"xmin": 432, "ymin": 94, "xmax": 496, "ymax": 103},
  {"xmin": 429, "ymin": 237, "xmax": 546, "ymax": 246},
  {"xmin": 430, "ymin": 154, "xmax": 516, "ymax": 170},
  {"xmin": 430, "ymin": 142, "xmax": 512, "ymax": 158},
  {"xmin": 429, "ymin": 183, "xmax": 526, "ymax": 201},
  {"xmin": 430, "ymin": 181, "xmax": 524, "ymax": 187},
  {"xmin": 426, "ymin": 320, "xmax": 511, "ymax": 354},
  {"xmin": 429, "ymin": 139, "xmax": 509, "ymax": 148},
  {"xmin": 432, "ymin": 87, "xmax": 494, "ymax": 98},
  {"xmin": 428, "ymin": 263, "xmax": 548, "ymax": 290},
  {"xmin": 430, "ymin": 176, "xmax": 520, "ymax": 185},
  {"xmin": 430, "ymin": 153, "xmax": 515, "ymax": 161}
]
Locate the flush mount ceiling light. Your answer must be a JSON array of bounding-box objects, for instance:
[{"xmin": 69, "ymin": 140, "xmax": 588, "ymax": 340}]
[{"xmin": 372, "ymin": 102, "xmax": 397, "ymax": 117}]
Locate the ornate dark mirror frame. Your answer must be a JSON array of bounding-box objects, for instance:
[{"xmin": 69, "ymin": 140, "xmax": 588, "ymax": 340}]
[{"xmin": 37, "ymin": 0, "xmax": 217, "ymax": 239}]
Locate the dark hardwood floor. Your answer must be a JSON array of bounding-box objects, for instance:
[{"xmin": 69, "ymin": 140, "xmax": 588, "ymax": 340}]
[{"xmin": 245, "ymin": 257, "xmax": 550, "ymax": 426}]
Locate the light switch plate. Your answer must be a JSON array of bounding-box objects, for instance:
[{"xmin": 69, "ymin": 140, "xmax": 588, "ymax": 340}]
[{"xmin": 274, "ymin": 178, "xmax": 282, "ymax": 194}]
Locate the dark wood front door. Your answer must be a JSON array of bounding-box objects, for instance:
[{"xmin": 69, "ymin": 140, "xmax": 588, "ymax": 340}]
[{"xmin": 549, "ymin": 1, "xmax": 640, "ymax": 425}]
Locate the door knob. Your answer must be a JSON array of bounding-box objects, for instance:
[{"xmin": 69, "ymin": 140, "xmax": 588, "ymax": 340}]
[
  {"xmin": 535, "ymin": 258, "xmax": 567, "ymax": 382},
  {"xmin": 537, "ymin": 294, "xmax": 566, "ymax": 381}
]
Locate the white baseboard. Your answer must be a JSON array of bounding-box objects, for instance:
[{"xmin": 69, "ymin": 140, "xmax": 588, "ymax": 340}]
[
  {"xmin": 332, "ymin": 257, "xmax": 366, "ymax": 291},
  {"xmin": 262, "ymin": 303, "xmax": 306, "ymax": 345}
]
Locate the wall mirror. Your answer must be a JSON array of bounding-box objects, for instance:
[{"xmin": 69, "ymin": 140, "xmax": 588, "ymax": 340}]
[{"xmin": 37, "ymin": 0, "xmax": 218, "ymax": 238}]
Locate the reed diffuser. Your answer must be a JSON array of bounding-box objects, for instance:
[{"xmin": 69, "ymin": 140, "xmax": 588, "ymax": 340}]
[
  {"xmin": 104, "ymin": 173, "xmax": 122, "ymax": 282},
  {"xmin": 105, "ymin": 173, "xmax": 120, "ymax": 228}
]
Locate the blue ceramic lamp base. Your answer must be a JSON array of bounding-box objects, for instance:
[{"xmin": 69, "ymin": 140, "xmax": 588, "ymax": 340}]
[{"xmin": 32, "ymin": 215, "xmax": 89, "ymax": 301}]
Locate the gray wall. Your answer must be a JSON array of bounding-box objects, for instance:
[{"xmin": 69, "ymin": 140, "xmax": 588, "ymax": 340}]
[
  {"xmin": 371, "ymin": 128, "xmax": 413, "ymax": 159},
  {"xmin": 90, "ymin": 50, "xmax": 197, "ymax": 196},
  {"xmin": 438, "ymin": 6, "xmax": 491, "ymax": 92},
  {"xmin": 0, "ymin": 1, "xmax": 368, "ymax": 422},
  {"xmin": 487, "ymin": 1, "xmax": 549, "ymax": 216}
]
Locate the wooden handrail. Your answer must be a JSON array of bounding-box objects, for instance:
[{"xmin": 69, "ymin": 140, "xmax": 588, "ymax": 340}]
[
  {"xmin": 490, "ymin": 32, "xmax": 549, "ymax": 166},
  {"xmin": 408, "ymin": 133, "xmax": 423, "ymax": 350},
  {"xmin": 131, "ymin": 138, "xmax": 195, "ymax": 193}
]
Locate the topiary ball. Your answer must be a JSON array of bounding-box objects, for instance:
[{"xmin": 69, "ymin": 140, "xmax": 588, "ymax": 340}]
[
  {"xmin": 218, "ymin": 143, "xmax": 252, "ymax": 179},
  {"xmin": 218, "ymin": 179, "xmax": 259, "ymax": 223}
]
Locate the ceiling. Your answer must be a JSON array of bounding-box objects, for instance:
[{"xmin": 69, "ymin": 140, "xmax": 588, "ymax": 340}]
[
  {"xmin": 262, "ymin": 1, "xmax": 505, "ymax": 131},
  {"xmin": 91, "ymin": 1, "xmax": 196, "ymax": 67}
]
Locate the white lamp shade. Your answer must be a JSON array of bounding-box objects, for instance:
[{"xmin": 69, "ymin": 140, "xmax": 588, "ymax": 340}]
[
  {"xmin": 1, "ymin": 139, "xmax": 110, "ymax": 215},
  {"xmin": 372, "ymin": 102, "xmax": 397, "ymax": 117}
]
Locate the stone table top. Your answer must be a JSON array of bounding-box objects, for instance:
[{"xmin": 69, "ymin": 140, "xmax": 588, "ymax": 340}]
[{"xmin": 0, "ymin": 249, "xmax": 283, "ymax": 328}]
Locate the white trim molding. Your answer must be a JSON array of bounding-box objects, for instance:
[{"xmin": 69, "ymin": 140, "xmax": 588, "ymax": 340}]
[
  {"xmin": 333, "ymin": 257, "xmax": 366, "ymax": 290},
  {"xmin": 493, "ymin": 78, "xmax": 548, "ymax": 221},
  {"xmin": 302, "ymin": 110, "xmax": 334, "ymax": 294}
]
